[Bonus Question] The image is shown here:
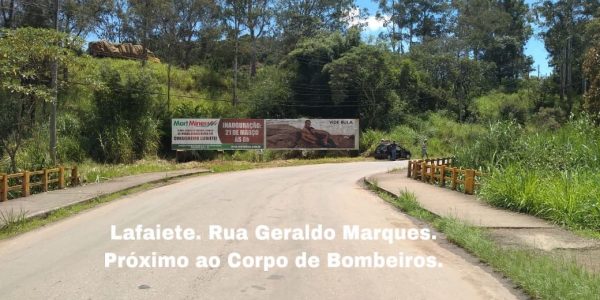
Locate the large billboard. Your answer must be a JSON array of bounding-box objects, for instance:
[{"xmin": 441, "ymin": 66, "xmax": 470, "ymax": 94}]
[
  {"xmin": 172, "ymin": 118, "xmax": 264, "ymax": 150},
  {"xmin": 266, "ymin": 119, "xmax": 359, "ymax": 150}
]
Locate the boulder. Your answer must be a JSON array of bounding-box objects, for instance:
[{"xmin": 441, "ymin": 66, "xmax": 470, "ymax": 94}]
[{"xmin": 88, "ymin": 40, "xmax": 160, "ymax": 63}]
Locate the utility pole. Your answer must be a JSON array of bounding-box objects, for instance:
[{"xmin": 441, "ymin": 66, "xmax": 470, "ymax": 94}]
[
  {"xmin": 567, "ymin": 36, "xmax": 573, "ymax": 114},
  {"xmin": 167, "ymin": 63, "xmax": 171, "ymax": 111},
  {"xmin": 391, "ymin": 0, "xmax": 396, "ymax": 53},
  {"xmin": 50, "ymin": 0, "xmax": 59, "ymax": 164},
  {"xmin": 167, "ymin": 44, "xmax": 171, "ymax": 112},
  {"xmin": 233, "ymin": 10, "xmax": 239, "ymax": 107}
]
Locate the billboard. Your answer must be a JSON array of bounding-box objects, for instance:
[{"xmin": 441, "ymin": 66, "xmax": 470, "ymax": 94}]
[
  {"xmin": 266, "ymin": 119, "xmax": 359, "ymax": 150},
  {"xmin": 172, "ymin": 118, "xmax": 264, "ymax": 150}
]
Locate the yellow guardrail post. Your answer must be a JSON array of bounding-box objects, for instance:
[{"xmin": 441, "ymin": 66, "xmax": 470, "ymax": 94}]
[
  {"xmin": 22, "ymin": 171, "xmax": 30, "ymax": 197},
  {"xmin": 58, "ymin": 166, "xmax": 65, "ymax": 189},
  {"xmin": 1, "ymin": 174, "xmax": 7, "ymax": 202}
]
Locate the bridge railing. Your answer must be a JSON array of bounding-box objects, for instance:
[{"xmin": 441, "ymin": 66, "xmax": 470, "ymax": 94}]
[
  {"xmin": 0, "ymin": 166, "xmax": 79, "ymax": 202},
  {"xmin": 407, "ymin": 158, "xmax": 485, "ymax": 195}
]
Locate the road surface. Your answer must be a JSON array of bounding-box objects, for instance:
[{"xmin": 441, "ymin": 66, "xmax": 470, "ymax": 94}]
[{"xmin": 0, "ymin": 161, "xmax": 522, "ymax": 299}]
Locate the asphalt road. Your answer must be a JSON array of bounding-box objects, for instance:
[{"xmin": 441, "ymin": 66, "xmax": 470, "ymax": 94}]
[{"xmin": 0, "ymin": 161, "xmax": 522, "ymax": 300}]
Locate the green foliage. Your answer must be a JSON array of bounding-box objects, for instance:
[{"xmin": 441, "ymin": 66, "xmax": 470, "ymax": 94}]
[
  {"xmin": 0, "ymin": 28, "xmax": 83, "ymax": 172},
  {"xmin": 474, "ymin": 91, "xmax": 534, "ymax": 124},
  {"xmin": 360, "ymin": 113, "xmax": 485, "ymax": 157},
  {"xmin": 16, "ymin": 126, "xmax": 52, "ymax": 171},
  {"xmin": 325, "ymin": 44, "xmax": 407, "ymax": 130},
  {"xmin": 536, "ymin": 0, "xmax": 598, "ymax": 102},
  {"xmin": 91, "ymin": 66, "xmax": 161, "ymax": 163},
  {"xmin": 245, "ymin": 66, "xmax": 293, "ymax": 118},
  {"xmin": 480, "ymin": 166, "xmax": 600, "ymax": 230},
  {"xmin": 454, "ymin": 116, "xmax": 600, "ymax": 230},
  {"xmin": 97, "ymin": 126, "xmax": 135, "ymax": 164},
  {"xmin": 583, "ymin": 42, "xmax": 600, "ymax": 121},
  {"xmin": 409, "ymin": 51, "xmax": 496, "ymax": 119},
  {"xmin": 454, "ymin": 0, "xmax": 533, "ymax": 85},
  {"xmin": 530, "ymin": 107, "xmax": 566, "ymax": 131},
  {"xmin": 0, "ymin": 28, "xmax": 83, "ymax": 101}
]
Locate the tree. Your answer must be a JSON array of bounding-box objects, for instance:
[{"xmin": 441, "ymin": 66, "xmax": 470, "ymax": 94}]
[
  {"xmin": 275, "ymin": 0, "xmax": 355, "ymax": 50},
  {"xmin": 583, "ymin": 41, "xmax": 600, "ymax": 121},
  {"xmin": 222, "ymin": 0, "xmax": 244, "ymax": 105},
  {"xmin": 238, "ymin": 0, "xmax": 272, "ymax": 77},
  {"xmin": 455, "ymin": 0, "xmax": 533, "ymax": 86},
  {"xmin": 284, "ymin": 30, "xmax": 360, "ymax": 118},
  {"xmin": 91, "ymin": 67, "xmax": 160, "ymax": 163},
  {"xmin": 0, "ymin": 27, "xmax": 81, "ymax": 171},
  {"xmin": 535, "ymin": 0, "xmax": 600, "ymax": 113},
  {"xmin": 61, "ymin": 0, "xmax": 113, "ymax": 37},
  {"xmin": 156, "ymin": 0, "xmax": 221, "ymax": 67},
  {"xmin": 378, "ymin": 0, "xmax": 451, "ymax": 51},
  {"xmin": 324, "ymin": 44, "xmax": 406, "ymax": 129}
]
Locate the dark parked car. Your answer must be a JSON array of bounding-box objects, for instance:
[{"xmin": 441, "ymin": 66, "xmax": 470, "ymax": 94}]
[{"xmin": 374, "ymin": 141, "xmax": 411, "ymax": 160}]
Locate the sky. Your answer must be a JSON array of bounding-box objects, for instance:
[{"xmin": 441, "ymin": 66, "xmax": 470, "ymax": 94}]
[{"xmin": 355, "ymin": 0, "xmax": 552, "ymax": 76}]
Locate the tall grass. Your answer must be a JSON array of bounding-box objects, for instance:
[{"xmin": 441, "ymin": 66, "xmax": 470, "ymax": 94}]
[
  {"xmin": 480, "ymin": 166, "xmax": 600, "ymax": 230},
  {"xmin": 459, "ymin": 116, "xmax": 600, "ymax": 230},
  {"xmin": 360, "ymin": 113, "xmax": 485, "ymax": 157}
]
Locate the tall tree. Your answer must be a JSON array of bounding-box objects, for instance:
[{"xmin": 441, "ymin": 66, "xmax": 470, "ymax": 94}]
[
  {"xmin": 536, "ymin": 0, "xmax": 600, "ymax": 114},
  {"xmin": 455, "ymin": 0, "xmax": 533, "ymax": 86},
  {"xmin": 238, "ymin": 0, "xmax": 272, "ymax": 76},
  {"xmin": 275, "ymin": 0, "xmax": 355, "ymax": 50},
  {"xmin": 378, "ymin": 0, "xmax": 450, "ymax": 50},
  {"xmin": 0, "ymin": 28, "xmax": 81, "ymax": 170},
  {"xmin": 223, "ymin": 0, "xmax": 244, "ymax": 105},
  {"xmin": 156, "ymin": 0, "xmax": 221, "ymax": 67},
  {"xmin": 61, "ymin": 0, "xmax": 112, "ymax": 37}
]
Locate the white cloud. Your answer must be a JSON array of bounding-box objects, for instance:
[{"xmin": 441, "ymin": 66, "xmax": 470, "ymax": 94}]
[
  {"xmin": 346, "ymin": 8, "xmax": 387, "ymax": 33},
  {"xmin": 363, "ymin": 15, "xmax": 386, "ymax": 32}
]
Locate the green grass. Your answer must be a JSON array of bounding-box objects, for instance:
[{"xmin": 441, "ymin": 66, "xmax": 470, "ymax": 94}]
[
  {"xmin": 479, "ymin": 166, "xmax": 600, "ymax": 231},
  {"xmin": 453, "ymin": 117, "xmax": 600, "ymax": 232},
  {"xmin": 77, "ymin": 158, "xmax": 206, "ymax": 183},
  {"xmin": 365, "ymin": 180, "xmax": 600, "ymax": 300}
]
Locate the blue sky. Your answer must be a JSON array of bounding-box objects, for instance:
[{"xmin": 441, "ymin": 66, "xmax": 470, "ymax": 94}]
[{"xmin": 355, "ymin": 0, "xmax": 551, "ymax": 76}]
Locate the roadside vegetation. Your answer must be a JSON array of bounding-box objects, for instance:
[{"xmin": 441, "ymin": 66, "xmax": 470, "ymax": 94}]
[
  {"xmin": 367, "ymin": 183, "xmax": 600, "ymax": 300},
  {"xmin": 454, "ymin": 116, "xmax": 600, "ymax": 232}
]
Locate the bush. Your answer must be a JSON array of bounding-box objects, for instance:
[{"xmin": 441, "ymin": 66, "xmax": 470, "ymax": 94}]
[
  {"xmin": 16, "ymin": 127, "xmax": 51, "ymax": 171},
  {"xmin": 454, "ymin": 121, "xmax": 522, "ymax": 169},
  {"xmin": 474, "ymin": 91, "xmax": 534, "ymax": 124},
  {"xmin": 58, "ymin": 136, "xmax": 86, "ymax": 163},
  {"xmin": 90, "ymin": 66, "xmax": 161, "ymax": 163},
  {"xmin": 97, "ymin": 126, "xmax": 134, "ymax": 163}
]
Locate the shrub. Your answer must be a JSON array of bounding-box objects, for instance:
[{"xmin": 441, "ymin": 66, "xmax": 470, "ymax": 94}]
[
  {"xmin": 90, "ymin": 66, "xmax": 161, "ymax": 163},
  {"xmin": 97, "ymin": 126, "xmax": 134, "ymax": 163},
  {"xmin": 474, "ymin": 91, "xmax": 534, "ymax": 124}
]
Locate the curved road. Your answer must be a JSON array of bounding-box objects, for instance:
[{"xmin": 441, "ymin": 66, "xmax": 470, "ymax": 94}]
[{"xmin": 0, "ymin": 161, "xmax": 521, "ymax": 299}]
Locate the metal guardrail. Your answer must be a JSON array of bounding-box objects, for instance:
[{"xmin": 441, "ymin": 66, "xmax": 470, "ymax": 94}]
[
  {"xmin": 0, "ymin": 166, "xmax": 79, "ymax": 202},
  {"xmin": 407, "ymin": 158, "xmax": 485, "ymax": 195}
]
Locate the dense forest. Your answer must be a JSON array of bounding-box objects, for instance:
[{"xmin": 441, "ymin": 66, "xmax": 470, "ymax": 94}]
[{"xmin": 2, "ymin": 1, "xmax": 600, "ymax": 228}]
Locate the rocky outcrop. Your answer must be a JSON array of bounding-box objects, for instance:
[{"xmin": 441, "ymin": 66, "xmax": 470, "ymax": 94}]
[{"xmin": 88, "ymin": 40, "xmax": 160, "ymax": 63}]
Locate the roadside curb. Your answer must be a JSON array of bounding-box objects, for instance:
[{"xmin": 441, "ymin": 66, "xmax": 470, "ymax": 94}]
[
  {"xmin": 363, "ymin": 175, "xmax": 441, "ymax": 219},
  {"xmin": 1, "ymin": 169, "xmax": 210, "ymax": 224}
]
